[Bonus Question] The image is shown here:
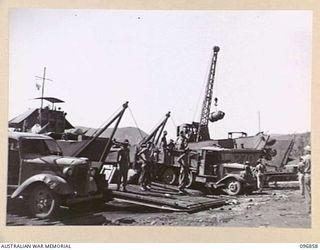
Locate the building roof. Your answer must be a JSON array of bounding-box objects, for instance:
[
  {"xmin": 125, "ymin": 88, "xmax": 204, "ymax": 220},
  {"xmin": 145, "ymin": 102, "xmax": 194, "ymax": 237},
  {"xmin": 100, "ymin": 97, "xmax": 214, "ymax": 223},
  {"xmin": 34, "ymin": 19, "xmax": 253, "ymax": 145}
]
[
  {"xmin": 34, "ymin": 97, "xmax": 65, "ymax": 103},
  {"xmin": 9, "ymin": 131, "xmax": 52, "ymax": 140},
  {"xmin": 9, "ymin": 108, "xmax": 37, "ymax": 125}
]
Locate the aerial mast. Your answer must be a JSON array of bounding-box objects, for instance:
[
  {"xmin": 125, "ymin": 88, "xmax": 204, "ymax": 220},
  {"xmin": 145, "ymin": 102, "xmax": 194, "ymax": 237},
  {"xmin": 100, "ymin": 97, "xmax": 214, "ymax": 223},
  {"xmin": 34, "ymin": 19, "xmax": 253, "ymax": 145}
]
[{"xmin": 35, "ymin": 67, "xmax": 53, "ymax": 126}]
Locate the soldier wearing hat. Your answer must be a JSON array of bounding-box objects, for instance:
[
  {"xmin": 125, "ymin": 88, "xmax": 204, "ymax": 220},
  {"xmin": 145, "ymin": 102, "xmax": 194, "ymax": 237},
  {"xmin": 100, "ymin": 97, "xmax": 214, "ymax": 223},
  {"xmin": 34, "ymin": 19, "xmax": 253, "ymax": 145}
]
[
  {"xmin": 255, "ymin": 158, "xmax": 266, "ymax": 192},
  {"xmin": 303, "ymin": 145, "xmax": 311, "ymax": 213},
  {"xmin": 137, "ymin": 142, "xmax": 152, "ymax": 191},
  {"xmin": 116, "ymin": 139, "xmax": 130, "ymax": 191}
]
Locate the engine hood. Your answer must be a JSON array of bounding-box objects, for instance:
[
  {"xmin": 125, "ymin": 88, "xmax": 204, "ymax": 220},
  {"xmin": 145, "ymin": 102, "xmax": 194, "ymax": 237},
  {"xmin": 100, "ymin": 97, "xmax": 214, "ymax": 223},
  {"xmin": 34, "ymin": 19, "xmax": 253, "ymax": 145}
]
[
  {"xmin": 221, "ymin": 162, "xmax": 245, "ymax": 170},
  {"xmin": 23, "ymin": 155, "xmax": 88, "ymax": 166}
]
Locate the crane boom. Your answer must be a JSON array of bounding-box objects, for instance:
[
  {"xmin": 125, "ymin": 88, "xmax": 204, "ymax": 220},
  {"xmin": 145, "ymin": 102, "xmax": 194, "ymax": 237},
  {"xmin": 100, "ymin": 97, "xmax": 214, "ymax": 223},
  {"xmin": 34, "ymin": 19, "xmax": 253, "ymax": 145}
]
[
  {"xmin": 139, "ymin": 111, "xmax": 171, "ymax": 146},
  {"xmin": 196, "ymin": 46, "xmax": 220, "ymax": 141}
]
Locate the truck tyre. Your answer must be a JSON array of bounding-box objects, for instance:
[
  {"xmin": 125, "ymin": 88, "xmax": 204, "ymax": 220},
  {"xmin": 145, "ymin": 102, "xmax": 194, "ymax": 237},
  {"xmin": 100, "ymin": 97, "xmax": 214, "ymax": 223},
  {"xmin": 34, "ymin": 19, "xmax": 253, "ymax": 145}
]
[
  {"xmin": 223, "ymin": 178, "xmax": 242, "ymax": 196},
  {"xmin": 161, "ymin": 168, "xmax": 177, "ymax": 185},
  {"xmin": 29, "ymin": 184, "xmax": 61, "ymax": 219}
]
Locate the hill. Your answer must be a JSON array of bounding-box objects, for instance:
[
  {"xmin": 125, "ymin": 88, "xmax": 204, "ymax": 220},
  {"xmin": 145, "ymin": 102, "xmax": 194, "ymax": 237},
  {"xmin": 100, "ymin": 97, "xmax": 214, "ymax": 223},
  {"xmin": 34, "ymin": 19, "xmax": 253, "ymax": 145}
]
[
  {"xmin": 74, "ymin": 126, "xmax": 310, "ymax": 161},
  {"xmin": 75, "ymin": 126, "xmax": 148, "ymax": 145}
]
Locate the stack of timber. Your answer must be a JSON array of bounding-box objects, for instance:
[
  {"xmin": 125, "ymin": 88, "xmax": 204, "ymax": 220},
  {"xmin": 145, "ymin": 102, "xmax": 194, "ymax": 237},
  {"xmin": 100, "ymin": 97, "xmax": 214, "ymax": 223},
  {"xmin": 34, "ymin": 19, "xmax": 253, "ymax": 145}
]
[{"xmin": 111, "ymin": 183, "xmax": 226, "ymax": 212}]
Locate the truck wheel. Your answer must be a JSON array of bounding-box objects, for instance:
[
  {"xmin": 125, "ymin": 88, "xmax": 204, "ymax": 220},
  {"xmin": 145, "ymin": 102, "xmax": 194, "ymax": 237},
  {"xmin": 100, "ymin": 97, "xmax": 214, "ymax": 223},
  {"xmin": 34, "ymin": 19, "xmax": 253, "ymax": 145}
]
[
  {"xmin": 29, "ymin": 184, "xmax": 61, "ymax": 219},
  {"xmin": 161, "ymin": 168, "xmax": 177, "ymax": 185},
  {"xmin": 223, "ymin": 179, "xmax": 242, "ymax": 196}
]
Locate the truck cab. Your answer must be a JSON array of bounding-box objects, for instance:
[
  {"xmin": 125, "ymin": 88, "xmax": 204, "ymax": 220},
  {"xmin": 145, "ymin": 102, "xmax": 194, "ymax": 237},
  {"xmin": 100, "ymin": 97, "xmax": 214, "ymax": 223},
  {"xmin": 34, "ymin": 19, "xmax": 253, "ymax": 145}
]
[
  {"xmin": 193, "ymin": 147, "xmax": 260, "ymax": 195},
  {"xmin": 7, "ymin": 132, "xmax": 107, "ymax": 219}
]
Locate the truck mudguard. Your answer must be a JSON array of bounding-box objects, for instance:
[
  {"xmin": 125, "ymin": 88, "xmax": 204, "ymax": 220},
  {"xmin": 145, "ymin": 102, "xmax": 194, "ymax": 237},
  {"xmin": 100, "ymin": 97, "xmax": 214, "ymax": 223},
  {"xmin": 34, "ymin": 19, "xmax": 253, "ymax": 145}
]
[
  {"xmin": 11, "ymin": 174, "xmax": 73, "ymax": 198},
  {"xmin": 215, "ymin": 173, "xmax": 246, "ymax": 186}
]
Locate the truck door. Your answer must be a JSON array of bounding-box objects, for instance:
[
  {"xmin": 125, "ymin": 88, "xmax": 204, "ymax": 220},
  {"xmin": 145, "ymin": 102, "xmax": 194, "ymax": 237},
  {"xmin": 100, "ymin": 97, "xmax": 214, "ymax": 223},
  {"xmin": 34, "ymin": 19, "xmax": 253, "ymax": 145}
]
[
  {"xmin": 8, "ymin": 138, "xmax": 20, "ymax": 185},
  {"xmin": 199, "ymin": 150, "xmax": 221, "ymax": 177}
]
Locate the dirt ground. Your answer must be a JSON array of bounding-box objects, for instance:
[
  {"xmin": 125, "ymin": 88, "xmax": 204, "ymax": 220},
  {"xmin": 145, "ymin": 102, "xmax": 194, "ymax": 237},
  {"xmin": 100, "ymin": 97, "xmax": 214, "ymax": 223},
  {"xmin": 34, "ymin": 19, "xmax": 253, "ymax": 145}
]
[{"xmin": 6, "ymin": 181, "xmax": 311, "ymax": 228}]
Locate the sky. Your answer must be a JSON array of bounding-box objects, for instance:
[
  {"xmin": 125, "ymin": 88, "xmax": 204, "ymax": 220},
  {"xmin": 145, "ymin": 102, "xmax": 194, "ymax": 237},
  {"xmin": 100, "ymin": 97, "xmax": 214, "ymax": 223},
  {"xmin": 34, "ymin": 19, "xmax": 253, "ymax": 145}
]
[{"xmin": 9, "ymin": 9, "xmax": 312, "ymax": 140}]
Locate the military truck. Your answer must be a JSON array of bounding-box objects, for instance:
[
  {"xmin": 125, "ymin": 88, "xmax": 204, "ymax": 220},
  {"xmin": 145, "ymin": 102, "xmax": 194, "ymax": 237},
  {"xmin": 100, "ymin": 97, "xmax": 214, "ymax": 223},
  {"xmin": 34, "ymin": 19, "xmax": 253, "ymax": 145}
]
[
  {"xmin": 157, "ymin": 146, "xmax": 261, "ymax": 195},
  {"xmin": 7, "ymin": 132, "xmax": 108, "ymax": 219}
]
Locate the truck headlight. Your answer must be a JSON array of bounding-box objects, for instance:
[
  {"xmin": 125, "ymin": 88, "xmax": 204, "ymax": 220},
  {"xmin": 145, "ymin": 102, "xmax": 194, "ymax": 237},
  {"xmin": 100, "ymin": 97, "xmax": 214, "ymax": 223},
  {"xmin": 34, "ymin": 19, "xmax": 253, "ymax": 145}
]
[
  {"xmin": 88, "ymin": 167, "xmax": 97, "ymax": 176},
  {"xmin": 63, "ymin": 167, "xmax": 73, "ymax": 176}
]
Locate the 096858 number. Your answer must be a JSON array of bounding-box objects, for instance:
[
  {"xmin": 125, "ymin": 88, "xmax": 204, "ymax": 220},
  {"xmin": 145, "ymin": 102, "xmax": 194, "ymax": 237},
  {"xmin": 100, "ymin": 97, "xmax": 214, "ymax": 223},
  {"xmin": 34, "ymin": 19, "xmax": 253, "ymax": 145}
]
[{"xmin": 300, "ymin": 244, "xmax": 318, "ymax": 249}]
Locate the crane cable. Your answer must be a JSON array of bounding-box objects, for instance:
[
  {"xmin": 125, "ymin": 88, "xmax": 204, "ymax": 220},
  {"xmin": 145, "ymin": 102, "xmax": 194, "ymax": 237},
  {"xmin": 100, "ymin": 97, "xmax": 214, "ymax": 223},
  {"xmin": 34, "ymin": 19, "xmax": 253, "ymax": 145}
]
[
  {"xmin": 192, "ymin": 52, "xmax": 213, "ymax": 122},
  {"xmin": 170, "ymin": 116, "xmax": 177, "ymax": 129},
  {"xmin": 128, "ymin": 107, "xmax": 144, "ymax": 141}
]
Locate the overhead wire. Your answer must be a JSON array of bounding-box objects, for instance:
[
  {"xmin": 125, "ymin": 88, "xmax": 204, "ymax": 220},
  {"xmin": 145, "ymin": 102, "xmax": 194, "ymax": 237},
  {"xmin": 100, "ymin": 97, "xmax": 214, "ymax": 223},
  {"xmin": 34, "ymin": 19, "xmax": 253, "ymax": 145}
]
[
  {"xmin": 128, "ymin": 107, "xmax": 144, "ymax": 141},
  {"xmin": 170, "ymin": 116, "xmax": 177, "ymax": 129}
]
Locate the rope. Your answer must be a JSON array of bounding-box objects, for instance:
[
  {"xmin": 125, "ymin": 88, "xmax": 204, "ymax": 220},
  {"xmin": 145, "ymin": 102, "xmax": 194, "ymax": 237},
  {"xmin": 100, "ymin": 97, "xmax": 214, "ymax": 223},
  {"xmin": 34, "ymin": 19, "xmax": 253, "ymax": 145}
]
[
  {"xmin": 149, "ymin": 115, "xmax": 167, "ymax": 134},
  {"xmin": 128, "ymin": 107, "xmax": 144, "ymax": 140},
  {"xmin": 170, "ymin": 116, "xmax": 177, "ymax": 129}
]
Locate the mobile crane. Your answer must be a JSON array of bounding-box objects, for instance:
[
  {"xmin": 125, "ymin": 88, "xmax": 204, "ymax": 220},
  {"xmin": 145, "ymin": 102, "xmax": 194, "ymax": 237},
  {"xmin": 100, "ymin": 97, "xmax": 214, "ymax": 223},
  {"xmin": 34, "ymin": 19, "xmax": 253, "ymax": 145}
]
[
  {"xmin": 153, "ymin": 47, "xmax": 263, "ymax": 195},
  {"xmin": 177, "ymin": 46, "xmax": 225, "ymax": 144}
]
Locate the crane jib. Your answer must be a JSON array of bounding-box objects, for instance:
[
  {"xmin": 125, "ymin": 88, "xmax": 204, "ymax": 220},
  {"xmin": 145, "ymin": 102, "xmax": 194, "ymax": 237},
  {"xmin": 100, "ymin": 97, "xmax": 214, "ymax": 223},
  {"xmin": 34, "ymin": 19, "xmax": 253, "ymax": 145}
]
[{"xmin": 196, "ymin": 46, "xmax": 223, "ymax": 142}]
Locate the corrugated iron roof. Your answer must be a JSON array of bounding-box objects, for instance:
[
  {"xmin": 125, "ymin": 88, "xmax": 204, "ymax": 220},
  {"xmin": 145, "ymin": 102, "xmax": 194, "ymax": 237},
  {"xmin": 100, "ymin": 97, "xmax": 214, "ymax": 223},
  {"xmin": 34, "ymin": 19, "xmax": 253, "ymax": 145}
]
[
  {"xmin": 34, "ymin": 97, "xmax": 64, "ymax": 103},
  {"xmin": 9, "ymin": 108, "xmax": 37, "ymax": 125}
]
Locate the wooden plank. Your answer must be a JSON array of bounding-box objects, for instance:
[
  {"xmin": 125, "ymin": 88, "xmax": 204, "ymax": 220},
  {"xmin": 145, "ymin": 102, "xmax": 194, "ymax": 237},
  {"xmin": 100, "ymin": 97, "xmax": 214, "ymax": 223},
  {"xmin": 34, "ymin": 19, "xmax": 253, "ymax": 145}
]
[
  {"xmin": 111, "ymin": 184, "xmax": 225, "ymax": 210},
  {"xmin": 113, "ymin": 198, "xmax": 188, "ymax": 212}
]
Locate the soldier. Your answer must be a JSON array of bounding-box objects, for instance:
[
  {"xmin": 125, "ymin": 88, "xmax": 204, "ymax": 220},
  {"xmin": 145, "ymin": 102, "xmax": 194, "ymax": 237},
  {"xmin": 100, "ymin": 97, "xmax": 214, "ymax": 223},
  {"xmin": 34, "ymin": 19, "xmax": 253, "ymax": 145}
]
[
  {"xmin": 177, "ymin": 148, "xmax": 190, "ymax": 194},
  {"xmin": 160, "ymin": 130, "xmax": 169, "ymax": 164},
  {"xmin": 244, "ymin": 161, "xmax": 253, "ymax": 176},
  {"xmin": 160, "ymin": 130, "xmax": 168, "ymax": 149},
  {"xmin": 303, "ymin": 145, "xmax": 311, "ymax": 214},
  {"xmin": 176, "ymin": 130, "xmax": 188, "ymax": 150},
  {"xmin": 167, "ymin": 139, "xmax": 175, "ymax": 164},
  {"xmin": 255, "ymin": 158, "xmax": 266, "ymax": 192},
  {"xmin": 137, "ymin": 142, "xmax": 152, "ymax": 191},
  {"xmin": 297, "ymin": 157, "xmax": 305, "ymax": 196},
  {"xmin": 117, "ymin": 139, "xmax": 130, "ymax": 192}
]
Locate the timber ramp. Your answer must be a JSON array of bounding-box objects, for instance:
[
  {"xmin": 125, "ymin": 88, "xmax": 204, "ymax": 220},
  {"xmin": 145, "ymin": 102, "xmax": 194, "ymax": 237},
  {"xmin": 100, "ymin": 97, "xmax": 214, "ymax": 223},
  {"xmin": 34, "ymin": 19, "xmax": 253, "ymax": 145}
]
[{"xmin": 111, "ymin": 182, "xmax": 226, "ymax": 212}]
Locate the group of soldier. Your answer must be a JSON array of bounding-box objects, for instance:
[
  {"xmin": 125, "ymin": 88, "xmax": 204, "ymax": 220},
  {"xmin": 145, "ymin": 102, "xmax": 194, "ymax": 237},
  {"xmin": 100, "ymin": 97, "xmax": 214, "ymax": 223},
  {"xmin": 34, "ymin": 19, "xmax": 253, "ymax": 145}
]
[
  {"xmin": 115, "ymin": 130, "xmax": 190, "ymax": 193},
  {"xmin": 244, "ymin": 159, "xmax": 266, "ymax": 192},
  {"xmin": 116, "ymin": 139, "xmax": 154, "ymax": 192}
]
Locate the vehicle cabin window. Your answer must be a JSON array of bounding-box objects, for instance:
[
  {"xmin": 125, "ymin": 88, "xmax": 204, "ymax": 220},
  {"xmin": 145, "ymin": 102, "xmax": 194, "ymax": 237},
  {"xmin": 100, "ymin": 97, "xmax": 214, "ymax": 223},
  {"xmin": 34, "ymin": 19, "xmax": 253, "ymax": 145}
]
[
  {"xmin": 222, "ymin": 153, "xmax": 246, "ymax": 163},
  {"xmin": 205, "ymin": 151, "xmax": 221, "ymax": 165},
  {"xmin": 222, "ymin": 152, "xmax": 261, "ymax": 164},
  {"xmin": 8, "ymin": 138, "xmax": 20, "ymax": 185},
  {"xmin": 45, "ymin": 139, "xmax": 62, "ymax": 156},
  {"xmin": 20, "ymin": 138, "xmax": 50, "ymax": 158}
]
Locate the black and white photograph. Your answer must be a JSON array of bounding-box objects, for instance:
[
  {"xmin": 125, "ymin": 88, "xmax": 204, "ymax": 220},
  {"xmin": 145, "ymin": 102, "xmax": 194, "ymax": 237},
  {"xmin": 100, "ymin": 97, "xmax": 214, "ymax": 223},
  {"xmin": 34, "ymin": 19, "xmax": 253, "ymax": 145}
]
[{"xmin": 7, "ymin": 9, "xmax": 312, "ymax": 228}]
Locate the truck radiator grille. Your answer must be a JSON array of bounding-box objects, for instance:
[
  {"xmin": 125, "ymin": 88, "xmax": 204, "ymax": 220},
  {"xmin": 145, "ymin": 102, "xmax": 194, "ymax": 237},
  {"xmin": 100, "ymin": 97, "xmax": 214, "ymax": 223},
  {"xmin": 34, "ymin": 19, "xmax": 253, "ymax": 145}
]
[{"xmin": 71, "ymin": 166, "xmax": 89, "ymax": 196}]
